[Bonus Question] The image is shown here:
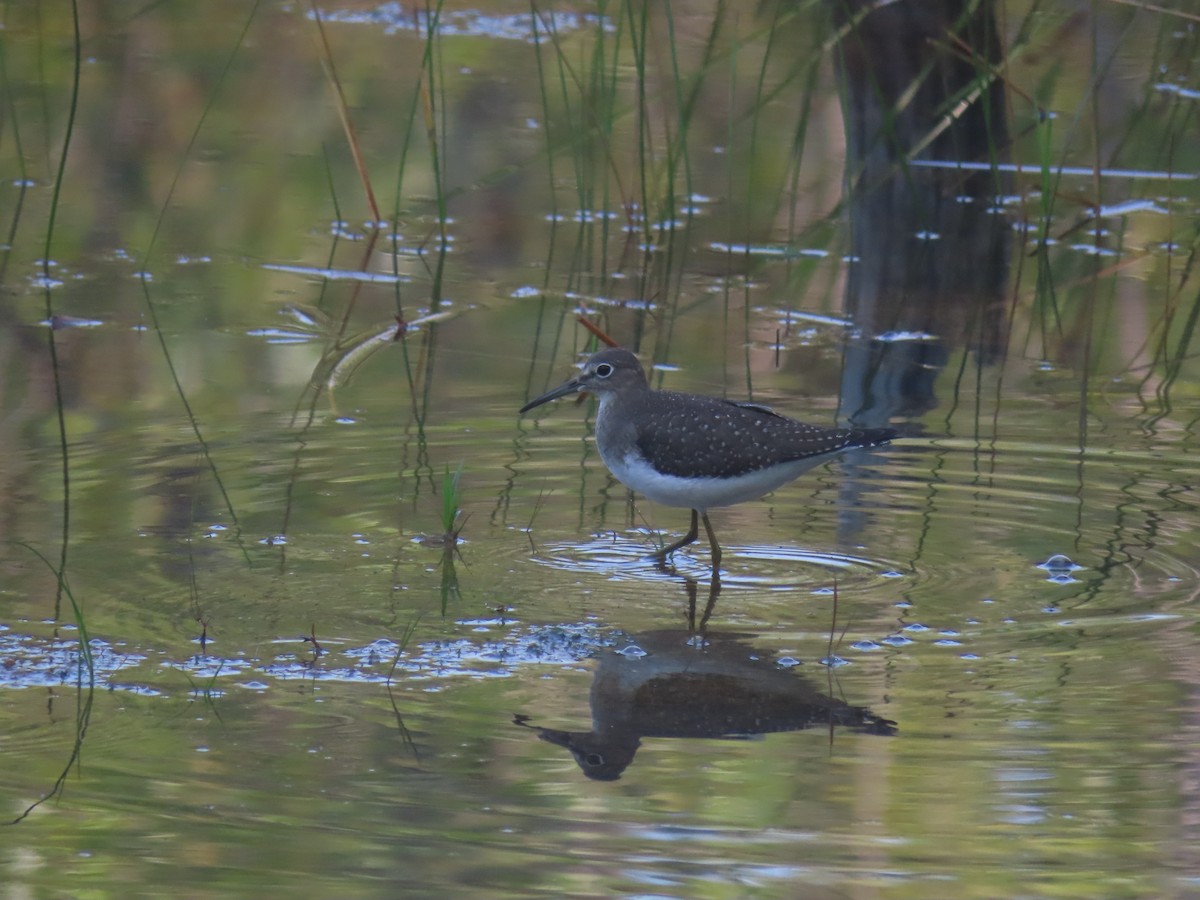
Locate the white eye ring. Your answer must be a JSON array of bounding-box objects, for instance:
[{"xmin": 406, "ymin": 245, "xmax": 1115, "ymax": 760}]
[{"xmin": 595, "ymin": 363, "xmax": 614, "ymax": 378}]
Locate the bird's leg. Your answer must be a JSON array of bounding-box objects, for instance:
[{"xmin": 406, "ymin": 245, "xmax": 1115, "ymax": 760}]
[
  {"xmin": 657, "ymin": 509, "xmax": 700, "ymax": 559},
  {"xmin": 700, "ymin": 511, "xmax": 722, "ymax": 572}
]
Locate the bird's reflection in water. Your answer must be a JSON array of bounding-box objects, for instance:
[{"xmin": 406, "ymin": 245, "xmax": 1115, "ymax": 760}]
[{"xmin": 517, "ymin": 583, "xmax": 895, "ymax": 781}]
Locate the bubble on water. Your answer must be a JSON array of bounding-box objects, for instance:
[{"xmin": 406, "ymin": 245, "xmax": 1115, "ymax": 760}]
[
  {"xmin": 1038, "ymin": 554, "xmax": 1085, "ymax": 583},
  {"xmin": 819, "ymin": 656, "xmax": 850, "ymax": 668}
]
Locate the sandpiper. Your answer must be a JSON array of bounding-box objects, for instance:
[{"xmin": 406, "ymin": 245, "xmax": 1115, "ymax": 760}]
[{"xmin": 520, "ymin": 347, "xmax": 895, "ymax": 567}]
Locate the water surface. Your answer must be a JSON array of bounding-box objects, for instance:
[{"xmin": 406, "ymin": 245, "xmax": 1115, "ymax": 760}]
[{"xmin": 2, "ymin": 1, "xmax": 1199, "ymax": 896}]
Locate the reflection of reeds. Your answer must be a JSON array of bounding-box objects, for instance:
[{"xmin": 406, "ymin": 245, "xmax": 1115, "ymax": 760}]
[
  {"xmin": 416, "ymin": 0, "xmax": 452, "ymax": 308},
  {"xmin": 7, "ymin": 683, "xmax": 94, "ymax": 826},
  {"xmin": 385, "ymin": 617, "xmax": 423, "ymax": 762},
  {"xmin": 7, "ymin": 542, "xmax": 95, "ymax": 825}
]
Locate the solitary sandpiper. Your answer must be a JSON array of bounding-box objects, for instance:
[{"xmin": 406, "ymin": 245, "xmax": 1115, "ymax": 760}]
[{"xmin": 520, "ymin": 347, "xmax": 896, "ymax": 567}]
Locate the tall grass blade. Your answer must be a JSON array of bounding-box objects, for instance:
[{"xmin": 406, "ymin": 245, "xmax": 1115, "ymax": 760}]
[
  {"xmin": 37, "ymin": 0, "xmax": 83, "ymax": 617},
  {"xmin": 310, "ymin": 2, "xmax": 381, "ymax": 222}
]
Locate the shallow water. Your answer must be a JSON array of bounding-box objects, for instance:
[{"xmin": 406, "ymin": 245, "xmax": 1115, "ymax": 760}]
[{"xmin": 3, "ymin": 1, "xmax": 1200, "ymax": 897}]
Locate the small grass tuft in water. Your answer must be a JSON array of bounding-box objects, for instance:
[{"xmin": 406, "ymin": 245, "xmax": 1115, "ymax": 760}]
[{"xmin": 440, "ymin": 462, "xmax": 466, "ymax": 540}]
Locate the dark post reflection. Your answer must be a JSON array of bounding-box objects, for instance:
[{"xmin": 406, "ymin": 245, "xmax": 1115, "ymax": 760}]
[{"xmin": 833, "ymin": 0, "xmax": 1012, "ymax": 424}]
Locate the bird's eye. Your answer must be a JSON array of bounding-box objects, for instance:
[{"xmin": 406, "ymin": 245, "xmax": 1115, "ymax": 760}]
[{"xmin": 595, "ymin": 363, "xmax": 614, "ymax": 378}]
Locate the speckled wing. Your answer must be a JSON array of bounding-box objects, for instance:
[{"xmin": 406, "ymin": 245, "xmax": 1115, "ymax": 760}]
[{"xmin": 635, "ymin": 391, "xmax": 894, "ymax": 479}]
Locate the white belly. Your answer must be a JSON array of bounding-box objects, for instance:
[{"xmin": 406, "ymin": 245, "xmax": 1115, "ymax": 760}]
[{"xmin": 603, "ymin": 448, "xmax": 825, "ymax": 512}]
